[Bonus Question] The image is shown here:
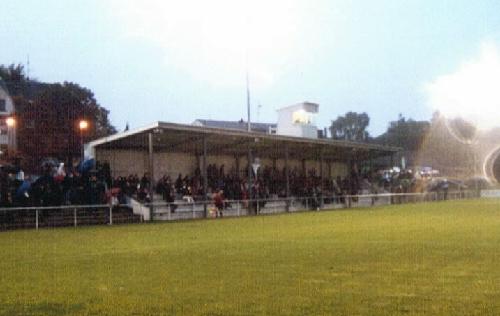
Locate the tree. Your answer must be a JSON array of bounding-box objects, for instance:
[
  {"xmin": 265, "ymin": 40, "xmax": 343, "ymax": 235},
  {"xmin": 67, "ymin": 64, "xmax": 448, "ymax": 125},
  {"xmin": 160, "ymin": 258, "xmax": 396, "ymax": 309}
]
[
  {"xmin": 447, "ymin": 117, "xmax": 477, "ymax": 143},
  {"xmin": 416, "ymin": 112, "xmax": 475, "ymax": 177},
  {"xmin": 17, "ymin": 82, "xmax": 116, "ymax": 168},
  {"xmin": 0, "ymin": 64, "xmax": 25, "ymax": 82},
  {"xmin": 1, "ymin": 63, "xmax": 117, "ymax": 170},
  {"xmin": 0, "ymin": 64, "xmax": 30, "ymax": 96},
  {"xmin": 329, "ymin": 112, "xmax": 370, "ymax": 141},
  {"xmin": 375, "ymin": 114, "xmax": 430, "ymax": 151}
]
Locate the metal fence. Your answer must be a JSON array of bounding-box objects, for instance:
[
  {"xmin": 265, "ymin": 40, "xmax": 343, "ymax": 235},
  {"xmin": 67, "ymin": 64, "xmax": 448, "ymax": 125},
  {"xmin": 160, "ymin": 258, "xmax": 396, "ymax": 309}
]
[
  {"xmin": 0, "ymin": 190, "xmax": 481, "ymax": 231},
  {"xmin": 145, "ymin": 190, "xmax": 480, "ymax": 221},
  {"xmin": 0, "ymin": 204, "xmax": 142, "ymax": 231}
]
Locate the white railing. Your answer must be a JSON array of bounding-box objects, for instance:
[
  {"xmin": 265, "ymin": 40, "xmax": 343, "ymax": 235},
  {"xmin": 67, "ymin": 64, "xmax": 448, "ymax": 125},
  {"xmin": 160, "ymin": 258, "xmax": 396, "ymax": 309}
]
[
  {"xmin": 0, "ymin": 190, "xmax": 481, "ymax": 230},
  {"xmin": 145, "ymin": 190, "xmax": 479, "ymax": 221},
  {"xmin": 0, "ymin": 204, "xmax": 143, "ymax": 231}
]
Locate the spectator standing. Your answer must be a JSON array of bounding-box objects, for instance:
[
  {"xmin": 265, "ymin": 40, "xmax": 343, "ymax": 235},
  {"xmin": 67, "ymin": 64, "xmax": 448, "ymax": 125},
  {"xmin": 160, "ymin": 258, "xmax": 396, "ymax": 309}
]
[{"xmin": 213, "ymin": 189, "xmax": 225, "ymax": 218}]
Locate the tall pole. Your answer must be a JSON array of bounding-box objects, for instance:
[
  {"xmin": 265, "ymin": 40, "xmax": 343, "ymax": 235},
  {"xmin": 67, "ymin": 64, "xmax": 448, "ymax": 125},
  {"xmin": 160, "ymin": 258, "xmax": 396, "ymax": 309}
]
[
  {"xmin": 246, "ymin": 66, "xmax": 251, "ymax": 132},
  {"xmin": 78, "ymin": 120, "xmax": 88, "ymax": 162},
  {"xmin": 80, "ymin": 129, "xmax": 84, "ymax": 162},
  {"xmin": 6, "ymin": 118, "xmax": 17, "ymax": 155}
]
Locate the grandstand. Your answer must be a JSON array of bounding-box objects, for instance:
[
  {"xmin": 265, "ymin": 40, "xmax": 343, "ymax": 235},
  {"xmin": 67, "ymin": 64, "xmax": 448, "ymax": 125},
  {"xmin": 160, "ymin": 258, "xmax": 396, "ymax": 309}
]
[
  {"xmin": 85, "ymin": 121, "xmax": 400, "ymax": 218},
  {"xmin": 86, "ymin": 121, "xmax": 399, "ymax": 181}
]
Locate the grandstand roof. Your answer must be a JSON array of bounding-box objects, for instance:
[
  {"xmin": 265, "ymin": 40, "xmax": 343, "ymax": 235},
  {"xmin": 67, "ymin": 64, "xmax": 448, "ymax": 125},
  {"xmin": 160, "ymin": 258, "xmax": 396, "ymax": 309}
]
[
  {"xmin": 87, "ymin": 121, "xmax": 399, "ymax": 161},
  {"xmin": 193, "ymin": 119, "xmax": 276, "ymax": 134}
]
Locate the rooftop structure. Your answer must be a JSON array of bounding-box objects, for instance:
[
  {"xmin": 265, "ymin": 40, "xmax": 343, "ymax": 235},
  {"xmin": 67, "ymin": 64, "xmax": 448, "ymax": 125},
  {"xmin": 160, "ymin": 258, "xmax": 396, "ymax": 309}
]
[
  {"xmin": 193, "ymin": 119, "xmax": 276, "ymax": 134},
  {"xmin": 276, "ymin": 102, "xmax": 319, "ymax": 139}
]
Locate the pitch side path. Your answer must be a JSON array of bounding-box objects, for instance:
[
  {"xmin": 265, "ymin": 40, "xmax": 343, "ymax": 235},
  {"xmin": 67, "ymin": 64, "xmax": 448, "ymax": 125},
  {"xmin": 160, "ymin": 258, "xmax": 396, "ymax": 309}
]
[{"xmin": 1, "ymin": 200, "xmax": 500, "ymax": 315}]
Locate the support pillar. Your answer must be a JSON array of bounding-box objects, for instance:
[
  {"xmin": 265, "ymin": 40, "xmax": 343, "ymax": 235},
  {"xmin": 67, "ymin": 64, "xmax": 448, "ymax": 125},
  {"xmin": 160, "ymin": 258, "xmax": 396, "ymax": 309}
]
[
  {"xmin": 202, "ymin": 136, "xmax": 208, "ymax": 218},
  {"xmin": 285, "ymin": 144, "xmax": 290, "ymax": 212},
  {"xmin": 247, "ymin": 142, "xmax": 253, "ymax": 215},
  {"xmin": 148, "ymin": 132, "xmax": 154, "ymax": 221},
  {"xmin": 328, "ymin": 160, "xmax": 332, "ymax": 179},
  {"xmin": 369, "ymin": 150, "xmax": 374, "ymax": 175},
  {"xmin": 319, "ymin": 148, "xmax": 324, "ymax": 208}
]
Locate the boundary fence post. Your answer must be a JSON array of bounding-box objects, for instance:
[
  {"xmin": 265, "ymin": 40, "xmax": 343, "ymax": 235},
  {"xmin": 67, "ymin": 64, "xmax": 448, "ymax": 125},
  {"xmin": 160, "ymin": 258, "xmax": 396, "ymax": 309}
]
[
  {"xmin": 74, "ymin": 208, "xmax": 77, "ymax": 227},
  {"xmin": 109, "ymin": 205, "xmax": 113, "ymax": 225}
]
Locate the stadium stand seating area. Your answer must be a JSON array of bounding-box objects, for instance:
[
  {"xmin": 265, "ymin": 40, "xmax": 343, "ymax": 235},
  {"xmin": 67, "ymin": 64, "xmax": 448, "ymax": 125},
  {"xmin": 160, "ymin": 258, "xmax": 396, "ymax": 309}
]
[{"xmin": 1, "ymin": 157, "xmax": 454, "ymax": 230}]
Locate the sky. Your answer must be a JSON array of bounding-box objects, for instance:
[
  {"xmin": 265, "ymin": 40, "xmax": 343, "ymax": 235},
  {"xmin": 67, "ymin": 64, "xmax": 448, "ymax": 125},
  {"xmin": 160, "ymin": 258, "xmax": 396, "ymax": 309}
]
[{"xmin": 1, "ymin": 0, "xmax": 500, "ymax": 136}]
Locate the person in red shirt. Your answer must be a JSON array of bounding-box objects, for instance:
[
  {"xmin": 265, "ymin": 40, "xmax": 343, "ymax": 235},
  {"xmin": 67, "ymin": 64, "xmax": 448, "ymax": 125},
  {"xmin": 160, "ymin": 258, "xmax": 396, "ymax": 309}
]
[{"xmin": 213, "ymin": 189, "xmax": 225, "ymax": 218}]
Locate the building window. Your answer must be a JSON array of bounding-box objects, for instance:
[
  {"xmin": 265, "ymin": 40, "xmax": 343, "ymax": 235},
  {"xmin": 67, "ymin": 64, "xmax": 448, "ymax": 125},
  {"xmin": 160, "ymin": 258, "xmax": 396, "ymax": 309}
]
[
  {"xmin": 292, "ymin": 109, "xmax": 316, "ymax": 125},
  {"xmin": 0, "ymin": 99, "xmax": 6, "ymax": 112}
]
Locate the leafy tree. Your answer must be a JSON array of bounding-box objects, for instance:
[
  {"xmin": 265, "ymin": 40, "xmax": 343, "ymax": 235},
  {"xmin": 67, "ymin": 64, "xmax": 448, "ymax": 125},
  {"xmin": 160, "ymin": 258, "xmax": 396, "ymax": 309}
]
[
  {"xmin": 17, "ymin": 82, "xmax": 116, "ymax": 167},
  {"xmin": 376, "ymin": 114, "xmax": 430, "ymax": 151},
  {"xmin": 447, "ymin": 117, "xmax": 477, "ymax": 143},
  {"xmin": 1, "ymin": 63, "xmax": 116, "ymax": 170},
  {"xmin": 329, "ymin": 112, "xmax": 370, "ymax": 141},
  {"xmin": 0, "ymin": 64, "xmax": 30, "ymax": 96},
  {"xmin": 0, "ymin": 64, "xmax": 25, "ymax": 82}
]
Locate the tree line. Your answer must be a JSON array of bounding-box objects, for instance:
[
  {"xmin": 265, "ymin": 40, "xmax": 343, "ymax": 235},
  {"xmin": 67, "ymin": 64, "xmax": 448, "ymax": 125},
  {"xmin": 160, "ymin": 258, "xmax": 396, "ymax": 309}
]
[
  {"xmin": 1, "ymin": 62, "xmax": 479, "ymax": 176},
  {"xmin": 1, "ymin": 63, "xmax": 116, "ymax": 171}
]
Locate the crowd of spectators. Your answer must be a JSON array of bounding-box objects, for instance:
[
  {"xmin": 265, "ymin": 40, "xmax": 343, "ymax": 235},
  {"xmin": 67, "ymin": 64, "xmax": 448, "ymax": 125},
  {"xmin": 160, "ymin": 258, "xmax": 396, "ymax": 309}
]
[
  {"xmin": 0, "ymin": 160, "xmax": 113, "ymax": 208},
  {"xmin": 1, "ymin": 159, "xmax": 447, "ymax": 209}
]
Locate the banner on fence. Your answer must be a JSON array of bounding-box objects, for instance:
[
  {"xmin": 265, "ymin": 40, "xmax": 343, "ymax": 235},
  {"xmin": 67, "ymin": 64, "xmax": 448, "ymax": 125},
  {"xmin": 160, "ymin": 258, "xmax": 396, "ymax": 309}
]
[{"xmin": 480, "ymin": 190, "xmax": 500, "ymax": 198}]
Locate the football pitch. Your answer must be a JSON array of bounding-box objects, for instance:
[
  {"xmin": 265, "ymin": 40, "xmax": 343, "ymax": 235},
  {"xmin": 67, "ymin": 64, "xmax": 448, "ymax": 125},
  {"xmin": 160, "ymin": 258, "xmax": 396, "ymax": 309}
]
[{"xmin": 1, "ymin": 200, "xmax": 500, "ymax": 315}]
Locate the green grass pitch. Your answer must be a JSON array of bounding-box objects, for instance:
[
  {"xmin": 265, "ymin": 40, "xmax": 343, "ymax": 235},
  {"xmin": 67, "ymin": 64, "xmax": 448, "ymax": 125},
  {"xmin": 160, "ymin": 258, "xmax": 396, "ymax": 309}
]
[{"xmin": 1, "ymin": 200, "xmax": 500, "ymax": 315}]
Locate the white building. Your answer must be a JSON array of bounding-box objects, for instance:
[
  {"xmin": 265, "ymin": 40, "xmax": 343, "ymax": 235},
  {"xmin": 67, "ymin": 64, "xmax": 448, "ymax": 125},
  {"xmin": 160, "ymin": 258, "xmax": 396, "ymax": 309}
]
[
  {"xmin": 0, "ymin": 78, "xmax": 16, "ymax": 153},
  {"xmin": 276, "ymin": 102, "xmax": 319, "ymax": 139}
]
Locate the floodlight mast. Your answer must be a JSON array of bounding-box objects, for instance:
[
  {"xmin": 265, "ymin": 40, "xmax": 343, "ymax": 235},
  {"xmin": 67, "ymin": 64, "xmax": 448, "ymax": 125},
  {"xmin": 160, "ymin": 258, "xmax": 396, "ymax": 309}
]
[{"xmin": 246, "ymin": 61, "xmax": 251, "ymax": 132}]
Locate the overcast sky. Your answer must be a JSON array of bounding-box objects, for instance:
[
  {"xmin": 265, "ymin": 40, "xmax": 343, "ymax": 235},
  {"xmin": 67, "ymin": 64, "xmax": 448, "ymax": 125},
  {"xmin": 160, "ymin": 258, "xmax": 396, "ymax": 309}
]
[{"xmin": 1, "ymin": 0, "xmax": 500, "ymax": 135}]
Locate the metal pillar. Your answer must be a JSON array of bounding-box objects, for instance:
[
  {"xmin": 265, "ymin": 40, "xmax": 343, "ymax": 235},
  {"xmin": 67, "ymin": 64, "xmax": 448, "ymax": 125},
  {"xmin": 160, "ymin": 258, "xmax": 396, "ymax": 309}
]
[
  {"xmin": 148, "ymin": 132, "xmax": 154, "ymax": 221},
  {"xmin": 247, "ymin": 142, "xmax": 253, "ymax": 214},
  {"xmin": 319, "ymin": 148, "xmax": 324, "ymax": 208},
  {"xmin": 202, "ymin": 136, "xmax": 208, "ymax": 217},
  {"xmin": 369, "ymin": 150, "xmax": 374, "ymax": 174},
  {"xmin": 285, "ymin": 144, "xmax": 290, "ymax": 212},
  {"xmin": 328, "ymin": 160, "xmax": 332, "ymax": 179}
]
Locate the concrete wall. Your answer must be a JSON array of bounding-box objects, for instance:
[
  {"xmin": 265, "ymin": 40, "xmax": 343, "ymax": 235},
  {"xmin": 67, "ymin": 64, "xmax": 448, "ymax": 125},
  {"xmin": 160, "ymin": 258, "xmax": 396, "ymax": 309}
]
[
  {"xmin": 96, "ymin": 148, "xmax": 349, "ymax": 181},
  {"xmin": 96, "ymin": 149, "xmax": 149, "ymax": 178}
]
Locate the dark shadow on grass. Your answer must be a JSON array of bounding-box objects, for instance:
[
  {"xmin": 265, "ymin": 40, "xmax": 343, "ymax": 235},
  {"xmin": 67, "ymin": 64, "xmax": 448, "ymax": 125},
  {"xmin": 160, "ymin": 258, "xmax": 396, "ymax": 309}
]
[{"xmin": 0, "ymin": 302, "xmax": 84, "ymax": 316}]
